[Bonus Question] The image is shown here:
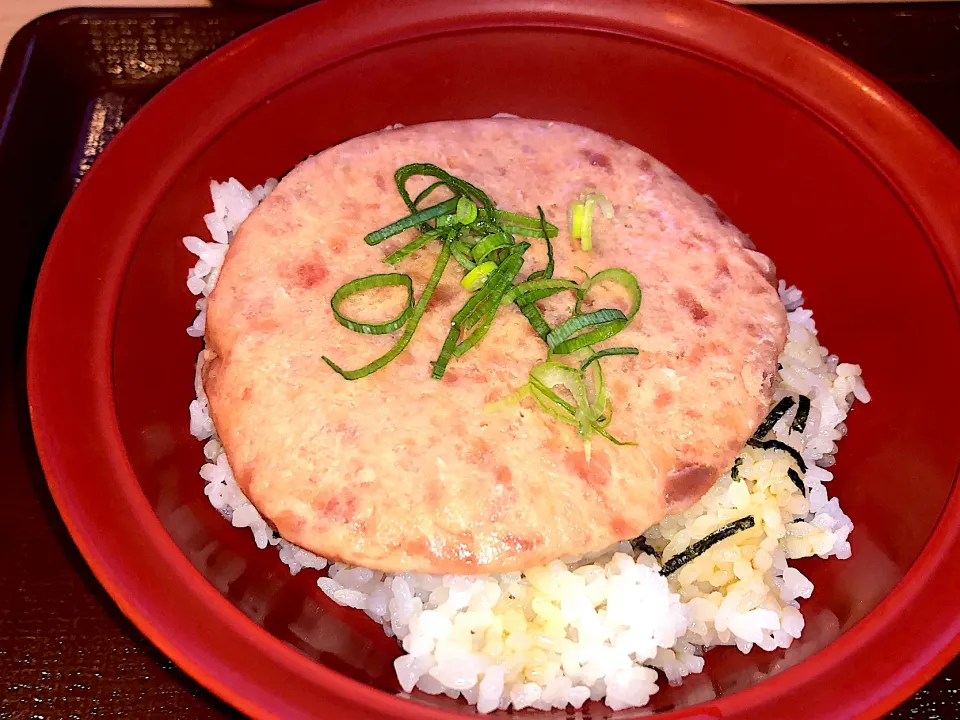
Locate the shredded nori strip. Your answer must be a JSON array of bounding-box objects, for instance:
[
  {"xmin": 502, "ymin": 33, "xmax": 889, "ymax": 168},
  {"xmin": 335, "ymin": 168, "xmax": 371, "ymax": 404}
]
[
  {"xmin": 745, "ymin": 438, "xmax": 807, "ymax": 473},
  {"xmin": 752, "ymin": 396, "xmax": 795, "ymax": 441},
  {"xmin": 630, "ymin": 536, "xmax": 661, "ymax": 561},
  {"xmin": 791, "ymin": 395, "xmax": 811, "ymax": 434},
  {"xmin": 787, "ymin": 467, "xmax": 806, "ymax": 496},
  {"xmin": 730, "ymin": 456, "xmax": 743, "ymax": 482},
  {"xmin": 659, "ymin": 516, "xmax": 756, "ymax": 576}
]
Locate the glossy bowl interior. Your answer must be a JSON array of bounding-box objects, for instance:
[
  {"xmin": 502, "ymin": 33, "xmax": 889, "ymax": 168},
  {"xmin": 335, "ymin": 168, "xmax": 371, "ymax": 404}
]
[{"xmin": 27, "ymin": 0, "xmax": 960, "ymax": 718}]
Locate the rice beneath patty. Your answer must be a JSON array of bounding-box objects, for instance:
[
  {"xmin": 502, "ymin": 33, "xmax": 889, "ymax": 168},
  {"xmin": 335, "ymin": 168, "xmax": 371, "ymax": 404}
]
[{"xmin": 184, "ymin": 178, "xmax": 870, "ymax": 713}]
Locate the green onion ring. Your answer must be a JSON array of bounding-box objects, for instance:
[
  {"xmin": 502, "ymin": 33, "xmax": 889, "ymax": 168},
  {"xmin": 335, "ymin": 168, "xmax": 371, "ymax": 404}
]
[
  {"xmin": 461, "ymin": 261, "xmax": 498, "ymax": 291},
  {"xmin": 471, "ymin": 232, "xmax": 514, "ymax": 263},
  {"xmin": 546, "ymin": 308, "xmax": 629, "ymax": 355},
  {"xmin": 529, "ymin": 362, "xmax": 590, "ymax": 431},
  {"xmin": 575, "ymin": 268, "xmax": 643, "ymax": 319},
  {"xmin": 456, "ymin": 196, "xmax": 478, "ymax": 224},
  {"xmin": 395, "ymin": 163, "xmax": 495, "ymax": 218},
  {"xmin": 329, "ymin": 273, "xmax": 413, "ymax": 335},
  {"xmin": 322, "ymin": 242, "xmax": 452, "ymax": 379},
  {"xmin": 580, "ymin": 346, "xmax": 640, "ymax": 371}
]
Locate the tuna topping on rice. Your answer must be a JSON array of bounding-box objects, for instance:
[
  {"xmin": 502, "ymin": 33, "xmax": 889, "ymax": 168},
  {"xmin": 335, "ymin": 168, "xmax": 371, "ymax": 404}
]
[{"xmin": 184, "ymin": 118, "xmax": 869, "ymax": 714}]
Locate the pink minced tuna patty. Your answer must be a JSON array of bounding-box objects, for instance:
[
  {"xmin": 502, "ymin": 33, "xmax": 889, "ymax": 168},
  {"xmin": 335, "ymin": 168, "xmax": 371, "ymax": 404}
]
[{"xmin": 202, "ymin": 119, "xmax": 788, "ymax": 574}]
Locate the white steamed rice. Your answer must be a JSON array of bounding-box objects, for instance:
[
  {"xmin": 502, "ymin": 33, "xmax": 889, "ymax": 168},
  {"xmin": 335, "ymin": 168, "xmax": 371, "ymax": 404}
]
[{"xmin": 183, "ymin": 177, "xmax": 869, "ymax": 713}]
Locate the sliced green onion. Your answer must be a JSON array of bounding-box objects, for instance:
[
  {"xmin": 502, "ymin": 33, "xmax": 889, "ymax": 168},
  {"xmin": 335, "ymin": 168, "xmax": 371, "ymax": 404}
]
[
  {"xmin": 583, "ymin": 354, "xmax": 607, "ymax": 419},
  {"xmin": 471, "ymin": 232, "xmax": 513, "ymax": 263},
  {"xmin": 529, "ymin": 362, "xmax": 591, "ymax": 432},
  {"xmin": 461, "ymin": 261, "xmax": 498, "ymax": 291},
  {"xmin": 433, "ymin": 252, "xmax": 526, "ymax": 378},
  {"xmin": 576, "ymin": 268, "xmax": 643, "ymax": 319},
  {"xmin": 435, "ymin": 213, "xmax": 458, "ymax": 228},
  {"xmin": 569, "ymin": 190, "xmax": 614, "ymax": 251},
  {"xmin": 329, "ymin": 273, "xmax": 413, "ymax": 335},
  {"xmin": 528, "ymin": 206, "xmax": 555, "ymax": 282},
  {"xmin": 364, "ymin": 197, "xmax": 459, "ymax": 245},
  {"xmin": 660, "ymin": 516, "xmax": 756, "ymax": 576},
  {"xmin": 580, "ymin": 195, "xmax": 596, "ymax": 251},
  {"xmin": 455, "ymin": 263, "xmax": 524, "ymax": 354},
  {"xmin": 383, "ymin": 227, "xmax": 448, "ymax": 266},
  {"xmin": 493, "ymin": 209, "xmax": 559, "ymax": 237},
  {"xmin": 593, "ymin": 192, "xmax": 614, "ymax": 220},
  {"xmin": 395, "ymin": 163, "xmax": 495, "ymax": 217},
  {"xmin": 517, "ymin": 301, "xmax": 551, "ymax": 340},
  {"xmin": 456, "ymin": 196, "xmax": 478, "ymax": 224},
  {"xmin": 593, "ymin": 397, "xmax": 614, "ymax": 429},
  {"xmin": 569, "ymin": 200, "xmax": 585, "ymax": 239},
  {"xmin": 546, "ymin": 308, "xmax": 629, "ymax": 355},
  {"xmin": 463, "ymin": 293, "xmax": 499, "ymax": 331},
  {"xmin": 501, "ymin": 279, "xmax": 579, "ymax": 306},
  {"xmin": 450, "ymin": 240, "xmax": 477, "ymax": 271},
  {"xmin": 580, "ymin": 346, "xmax": 639, "ymax": 371},
  {"xmin": 593, "ymin": 426, "xmax": 635, "ymax": 446},
  {"xmin": 414, "ymin": 180, "xmax": 447, "ymax": 207},
  {"xmin": 322, "ymin": 242, "xmax": 452, "ymax": 379}
]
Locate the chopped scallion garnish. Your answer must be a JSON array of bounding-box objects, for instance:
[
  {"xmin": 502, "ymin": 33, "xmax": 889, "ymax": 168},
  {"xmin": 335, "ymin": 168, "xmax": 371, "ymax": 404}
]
[
  {"xmin": 456, "ymin": 196, "xmax": 478, "ymax": 224},
  {"xmin": 547, "ymin": 308, "xmax": 629, "ymax": 355},
  {"xmin": 325, "ymin": 163, "xmax": 644, "ymax": 450},
  {"xmin": 580, "ymin": 346, "xmax": 640, "ymax": 371},
  {"xmin": 460, "ymin": 261, "xmax": 498, "ymax": 291},
  {"xmin": 322, "ymin": 242, "xmax": 452, "ymax": 380},
  {"xmin": 471, "ymin": 232, "xmax": 514, "ymax": 264},
  {"xmin": 568, "ymin": 189, "xmax": 614, "ymax": 251},
  {"xmin": 364, "ymin": 198, "xmax": 459, "ymax": 246},
  {"xmin": 575, "ymin": 268, "xmax": 642, "ymax": 319},
  {"xmin": 329, "ymin": 273, "xmax": 414, "ymax": 335},
  {"xmin": 528, "ymin": 206, "xmax": 555, "ymax": 282}
]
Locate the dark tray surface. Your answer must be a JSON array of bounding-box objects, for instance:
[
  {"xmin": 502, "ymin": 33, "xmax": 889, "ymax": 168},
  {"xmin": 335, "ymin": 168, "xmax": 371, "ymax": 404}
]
[{"xmin": 0, "ymin": 6, "xmax": 956, "ymax": 719}]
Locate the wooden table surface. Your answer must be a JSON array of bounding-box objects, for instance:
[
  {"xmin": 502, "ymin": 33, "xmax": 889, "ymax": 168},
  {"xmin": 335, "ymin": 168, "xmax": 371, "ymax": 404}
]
[{"xmin": 0, "ymin": 0, "xmax": 210, "ymax": 57}]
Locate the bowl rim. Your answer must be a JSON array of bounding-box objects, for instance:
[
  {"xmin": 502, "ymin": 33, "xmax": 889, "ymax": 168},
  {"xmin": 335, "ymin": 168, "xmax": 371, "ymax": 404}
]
[{"xmin": 26, "ymin": 0, "xmax": 960, "ymax": 718}]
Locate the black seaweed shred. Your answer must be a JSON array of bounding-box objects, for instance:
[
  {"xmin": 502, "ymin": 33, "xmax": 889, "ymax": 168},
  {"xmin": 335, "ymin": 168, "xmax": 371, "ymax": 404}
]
[
  {"xmin": 730, "ymin": 456, "xmax": 743, "ymax": 482},
  {"xmin": 787, "ymin": 467, "xmax": 806, "ymax": 496},
  {"xmin": 745, "ymin": 438, "xmax": 808, "ymax": 473},
  {"xmin": 659, "ymin": 516, "xmax": 756, "ymax": 576},
  {"xmin": 791, "ymin": 395, "xmax": 811, "ymax": 434},
  {"xmin": 631, "ymin": 537, "xmax": 662, "ymax": 561},
  {"xmin": 752, "ymin": 396, "xmax": 795, "ymax": 441}
]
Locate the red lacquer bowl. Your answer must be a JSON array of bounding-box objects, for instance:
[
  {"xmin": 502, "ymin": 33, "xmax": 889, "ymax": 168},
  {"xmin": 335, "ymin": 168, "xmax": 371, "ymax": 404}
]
[{"xmin": 26, "ymin": 0, "xmax": 960, "ymax": 717}]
